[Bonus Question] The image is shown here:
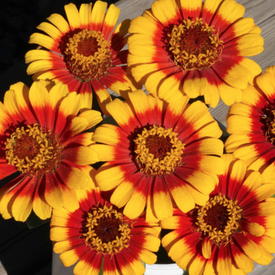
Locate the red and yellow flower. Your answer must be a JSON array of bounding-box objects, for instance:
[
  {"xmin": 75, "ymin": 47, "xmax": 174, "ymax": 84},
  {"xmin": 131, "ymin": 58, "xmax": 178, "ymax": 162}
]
[
  {"xmin": 50, "ymin": 187, "xmax": 160, "ymax": 275},
  {"xmin": 161, "ymin": 154, "xmax": 275, "ymax": 275},
  {"xmin": 92, "ymin": 90, "xmax": 225, "ymax": 221},
  {"xmin": 226, "ymin": 66, "xmax": 275, "ymax": 183},
  {"xmin": 128, "ymin": 0, "xmax": 263, "ymax": 108},
  {"xmin": 0, "ymin": 80, "xmax": 102, "ymax": 221},
  {"xmin": 25, "ymin": 1, "xmax": 138, "ymax": 113}
]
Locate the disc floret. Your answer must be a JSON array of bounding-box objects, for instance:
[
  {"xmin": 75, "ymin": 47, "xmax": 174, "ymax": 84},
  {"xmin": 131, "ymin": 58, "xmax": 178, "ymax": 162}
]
[
  {"xmin": 168, "ymin": 18, "xmax": 223, "ymax": 70},
  {"xmin": 134, "ymin": 125, "xmax": 185, "ymax": 176},
  {"xmin": 82, "ymin": 203, "xmax": 132, "ymax": 255},
  {"xmin": 194, "ymin": 194, "xmax": 243, "ymax": 246},
  {"xmin": 5, "ymin": 123, "xmax": 63, "ymax": 177}
]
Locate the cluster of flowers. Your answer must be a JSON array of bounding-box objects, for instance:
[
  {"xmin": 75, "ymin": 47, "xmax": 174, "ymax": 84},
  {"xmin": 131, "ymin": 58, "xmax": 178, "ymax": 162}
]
[{"xmin": 0, "ymin": 0, "xmax": 275, "ymax": 274}]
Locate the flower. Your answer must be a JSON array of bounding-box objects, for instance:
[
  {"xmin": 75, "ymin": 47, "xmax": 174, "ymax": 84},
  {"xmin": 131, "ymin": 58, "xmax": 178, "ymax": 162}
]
[
  {"xmin": 25, "ymin": 1, "xmax": 138, "ymax": 114},
  {"xmin": 0, "ymin": 80, "xmax": 102, "ymax": 221},
  {"xmin": 50, "ymin": 187, "xmax": 160, "ymax": 275},
  {"xmin": 161, "ymin": 154, "xmax": 275, "ymax": 275},
  {"xmin": 128, "ymin": 0, "xmax": 263, "ymax": 108},
  {"xmin": 226, "ymin": 66, "xmax": 275, "ymax": 183},
  {"xmin": 92, "ymin": 90, "xmax": 225, "ymax": 221}
]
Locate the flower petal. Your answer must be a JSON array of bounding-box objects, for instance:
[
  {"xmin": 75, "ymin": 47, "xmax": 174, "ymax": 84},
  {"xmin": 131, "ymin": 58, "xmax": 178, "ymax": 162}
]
[
  {"xmin": 96, "ymin": 162, "xmax": 137, "ymax": 191},
  {"xmin": 56, "ymin": 163, "xmax": 90, "ymax": 190},
  {"xmin": 58, "ymin": 185, "xmax": 79, "ymax": 213},
  {"xmin": 256, "ymin": 71, "xmax": 275, "ymax": 99},
  {"xmin": 231, "ymin": 242, "xmax": 254, "ymax": 273},
  {"xmin": 62, "ymin": 146, "xmax": 98, "ymax": 166},
  {"xmin": 152, "ymin": 177, "xmax": 173, "ymax": 220},
  {"xmin": 106, "ymin": 97, "xmax": 140, "ymax": 134},
  {"xmin": 102, "ymin": 4, "xmax": 120, "ymax": 40},
  {"xmin": 233, "ymin": 233, "xmax": 262, "ymax": 261},
  {"xmin": 235, "ymin": 34, "xmax": 264, "ymax": 57},
  {"xmin": 110, "ymin": 172, "xmax": 143, "ymax": 209},
  {"xmin": 29, "ymin": 81, "xmax": 50, "ymax": 126},
  {"xmin": 11, "ymin": 177, "xmax": 36, "ymax": 221},
  {"xmin": 37, "ymin": 22, "xmax": 62, "ymax": 40},
  {"xmin": 64, "ymin": 3, "xmax": 81, "ymax": 30},
  {"xmin": 213, "ymin": 0, "xmax": 245, "ymax": 29},
  {"xmin": 151, "ymin": 0, "xmax": 179, "ymax": 26},
  {"xmin": 47, "ymin": 13, "xmax": 70, "ymax": 34},
  {"xmin": 164, "ymin": 173, "xmax": 195, "ymax": 213},
  {"xmin": 202, "ymin": 237, "xmax": 212, "ymax": 259},
  {"xmin": 216, "ymin": 245, "xmax": 232, "ymax": 275},
  {"xmin": 43, "ymin": 173, "xmax": 63, "ymax": 209},
  {"xmin": 178, "ymin": 0, "xmax": 201, "ymax": 18},
  {"xmin": 79, "ymin": 3, "xmax": 92, "ymax": 27},
  {"xmin": 28, "ymin": 33, "xmax": 55, "ymax": 51},
  {"xmin": 89, "ymin": 0, "xmax": 108, "ymax": 31},
  {"xmin": 33, "ymin": 184, "xmax": 52, "ymax": 220}
]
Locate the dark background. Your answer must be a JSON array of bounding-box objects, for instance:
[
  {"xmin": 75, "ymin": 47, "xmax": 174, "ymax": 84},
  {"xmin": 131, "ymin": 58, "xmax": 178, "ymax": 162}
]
[
  {"xmin": 0, "ymin": 0, "xmax": 117, "ymax": 96},
  {"xmin": 0, "ymin": 1, "xmax": 117, "ymax": 274}
]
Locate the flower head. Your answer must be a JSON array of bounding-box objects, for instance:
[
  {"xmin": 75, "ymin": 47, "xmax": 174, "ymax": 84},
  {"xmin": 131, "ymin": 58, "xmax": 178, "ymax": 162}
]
[
  {"xmin": 226, "ymin": 66, "xmax": 275, "ymax": 183},
  {"xmin": 161, "ymin": 155, "xmax": 275, "ymax": 275},
  {"xmin": 25, "ymin": 1, "xmax": 139, "ymax": 114},
  {"xmin": 128, "ymin": 0, "xmax": 263, "ymax": 107},
  {"xmin": 50, "ymin": 187, "xmax": 160, "ymax": 275},
  {"xmin": 0, "ymin": 80, "xmax": 102, "ymax": 221},
  {"xmin": 92, "ymin": 90, "xmax": 225, "ymax": 221}
]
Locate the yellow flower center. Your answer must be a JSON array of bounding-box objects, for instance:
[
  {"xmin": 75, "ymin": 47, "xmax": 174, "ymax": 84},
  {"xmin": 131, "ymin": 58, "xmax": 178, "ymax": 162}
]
[
  {"xmin": 168, "ymin": 18, "xmax": 223, "ymax": 70},
  {"xmin": 82, "ymin": 203, "xmax": 132, "ymax": 255},
  {"xmin": 194, "ymin": 194, "xmax": 243, "ymax": 246},
  {"xmin": 4, "ymin": 123, "xmax": 62, "ymax": 176},
  {"xmin": 62, "ymin": 29, "xmax": 112, "ymax": 82},
  {"xmin": 134, "ymin": 125, "xmax": 185, "ymax": 176},
  {"xmin": 262, "ymin": 107, "xmax": 275, "ymax": 144}
]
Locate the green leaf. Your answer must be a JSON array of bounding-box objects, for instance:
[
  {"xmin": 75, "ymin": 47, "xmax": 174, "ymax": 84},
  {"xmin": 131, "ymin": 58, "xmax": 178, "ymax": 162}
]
[
  {"xmin": 25, "ymin": 211, "xmax": 50, "ymax": 229},
  {"xmin": 98, "ymin": 258, "xmax": 104, "ymax": 275}
]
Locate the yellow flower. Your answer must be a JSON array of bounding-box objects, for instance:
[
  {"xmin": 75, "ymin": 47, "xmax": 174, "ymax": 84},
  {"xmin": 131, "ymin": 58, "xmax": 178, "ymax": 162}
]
[
  {"xmin": 51, "ymin": 187, "xmax": 160, "ymax": 275},
  {"xmin": 226, "ymin": 65, "xmax": 275, "ymax": 183},
  {"xmin": 0, "ymin": 80, "xmax": 102, "ymax": 221},
  {"xmin": 161, "ymin": 155, "xmax": 275, "ymax": 275},
  {"xmin": 92, "ymin": 90, "xmax": 225, "ymax": 221},
  {"xmin": 25, "ymin": 1, "xmax": 139, "ymax": 114},
  {"xmin": 128, "ymin": 0, "xmax": 263, "ymax": 107}
]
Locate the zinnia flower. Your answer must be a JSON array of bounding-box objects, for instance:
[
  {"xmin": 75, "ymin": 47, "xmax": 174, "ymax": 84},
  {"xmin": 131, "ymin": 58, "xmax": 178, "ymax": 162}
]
[
  {"xmin": 128, "ymin": 0, "xmax": 263, "ymax": 108},
  {"xmin": 50, "ymin": 187, "xmax": 161, "ymax": 275},
  {"xmin": 25, "ymin": 1, "xmax": 138, "ymax": 113},
  {"xmin": 226, "ymin": 65, "xmax": 275, "ymax": 183},
  {"xmin": 0, "ymin": 80, "xmax": 102, "ymax": 221},
  {"xmin": 161, "ymin": 154, "xmax": 275, "ymax": 275},
  {"xmin": 92, "ymin": 90, "xmax": 225, "ymax": 221}
]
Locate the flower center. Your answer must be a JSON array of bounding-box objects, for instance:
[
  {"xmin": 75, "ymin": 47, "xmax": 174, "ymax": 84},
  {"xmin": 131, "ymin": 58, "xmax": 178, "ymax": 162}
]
[
  {"xmin": 4, "ymin": 123, "xmax": 63, "ymax": 176},
  {"xmin": 262, "ymin": 107, "xmax": 275, "ymax": 144},
  {"xmin": 168, "ymin": 18, "xmax": 223, "ymax": 70},
  {"xmin": 82, "ymin": 204, "xmax": 132, "ymax": 255},
  {"xmin": 62, "ymin": 29, "xmax": 112, "ymax": 82},
  {"xmin": 134, "ymin": 125, "xmax": 185, "ymax": 176},
  {"xmin": 194, "ymin": 194, "xmax": 243, "ymax": 246}
]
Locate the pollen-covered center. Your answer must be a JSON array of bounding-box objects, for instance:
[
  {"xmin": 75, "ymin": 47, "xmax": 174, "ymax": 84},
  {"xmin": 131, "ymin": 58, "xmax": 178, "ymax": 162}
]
[
  {"xmin": 63, "ymin": 29, "xmax": 112, "ymax": 82},
  {"xmin": 262, "ymin": 106, "xmax": 275, "ymax": 144},
  {"xmin": 168, "ymin": 18, "xmax": 223, "ymax": 70},
  {"xmin": 194, "ymin": 194, "xmax": 243, "ymax": 246},
  {"xmin": 134, "ymin": 125, "xmax": 185, "ymax": 176},
  {"xmin": 82, "ymin": 204, "xmax": 132, "ymax": 255},
  {"xmin": 4, "ymin": 123, "xmax": 63, "ymax": 177}
]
